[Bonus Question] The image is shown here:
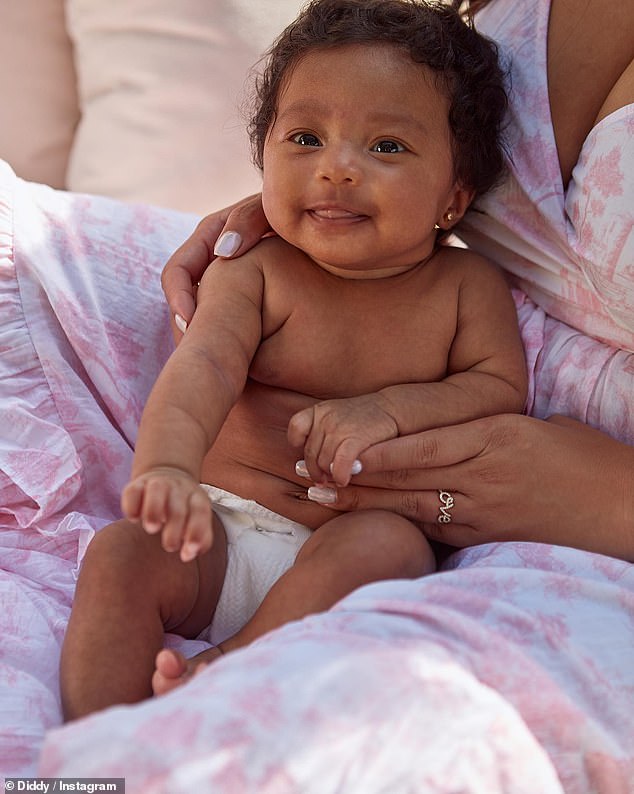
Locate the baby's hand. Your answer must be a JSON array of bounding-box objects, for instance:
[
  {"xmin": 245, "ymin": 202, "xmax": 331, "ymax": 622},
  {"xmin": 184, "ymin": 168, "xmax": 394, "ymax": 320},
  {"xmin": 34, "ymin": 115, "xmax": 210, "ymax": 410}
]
[
  {"xmin": 288, "ymin": 395, "xmax": 398, "ymax": 486},
  {"xmin": 121, "ymin": 467, "xmax": 213, "ymax": 562}
]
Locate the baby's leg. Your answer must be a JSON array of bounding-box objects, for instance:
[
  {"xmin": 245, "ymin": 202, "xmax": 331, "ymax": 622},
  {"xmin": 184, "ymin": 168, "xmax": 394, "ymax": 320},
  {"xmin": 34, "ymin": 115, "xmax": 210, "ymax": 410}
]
[
  {"xmin": 60, "ymin": 515, "xmax": 226, "ymax": 721},
  {"xmin": 220, "ymin": 509, "xmax": 435, "ymax": 654}
]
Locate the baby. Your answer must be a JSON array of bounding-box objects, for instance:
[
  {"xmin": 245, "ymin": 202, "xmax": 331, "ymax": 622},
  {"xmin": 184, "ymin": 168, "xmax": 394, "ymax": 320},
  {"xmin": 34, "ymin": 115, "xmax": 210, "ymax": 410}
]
[{"xmin": 61, "ymin": 0, "xmax": 526, "ymax": 719}]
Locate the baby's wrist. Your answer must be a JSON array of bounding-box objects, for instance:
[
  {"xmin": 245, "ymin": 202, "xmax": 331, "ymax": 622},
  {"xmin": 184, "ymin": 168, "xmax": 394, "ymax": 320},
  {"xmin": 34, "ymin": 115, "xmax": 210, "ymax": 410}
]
[{"xmin": 133, "ymin": 464, "xmax": 197, "ymax": 482}]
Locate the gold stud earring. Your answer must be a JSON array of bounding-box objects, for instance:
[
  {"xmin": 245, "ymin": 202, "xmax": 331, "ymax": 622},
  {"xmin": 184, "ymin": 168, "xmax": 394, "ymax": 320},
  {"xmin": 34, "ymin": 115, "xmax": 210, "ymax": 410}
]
[{"xmin": 445, "ymin": 211, "xmax": 455, "ymax": 223}]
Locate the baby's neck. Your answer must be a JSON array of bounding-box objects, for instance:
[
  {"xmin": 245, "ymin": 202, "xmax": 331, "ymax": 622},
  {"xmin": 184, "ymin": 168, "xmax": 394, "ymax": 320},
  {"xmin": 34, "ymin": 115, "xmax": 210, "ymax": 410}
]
[{"xmin": 312, "ymin": 248, "xmax": 438, "ymax": 280}]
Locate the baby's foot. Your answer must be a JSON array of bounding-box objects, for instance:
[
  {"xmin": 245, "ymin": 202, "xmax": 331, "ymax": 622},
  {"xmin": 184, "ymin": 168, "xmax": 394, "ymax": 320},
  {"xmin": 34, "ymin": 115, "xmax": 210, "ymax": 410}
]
[{"xmin": 152, "ymin": 646, "xmax": 223, "ymax": 697}]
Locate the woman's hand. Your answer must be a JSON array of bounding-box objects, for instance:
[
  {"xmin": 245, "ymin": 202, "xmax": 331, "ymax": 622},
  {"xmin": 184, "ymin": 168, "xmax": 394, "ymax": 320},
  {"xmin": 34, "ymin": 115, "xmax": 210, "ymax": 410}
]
[
  {"xmin": 161, "ymin": 194, "xmax": 269, "ymax": 332},
  {"xmin": 308, "ymin": 414, "xmax": 634, "ymax": 561}
]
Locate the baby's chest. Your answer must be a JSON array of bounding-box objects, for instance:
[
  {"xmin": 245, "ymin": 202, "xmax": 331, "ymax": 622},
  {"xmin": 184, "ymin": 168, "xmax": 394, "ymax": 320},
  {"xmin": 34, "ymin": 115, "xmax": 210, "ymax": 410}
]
[{"xmin": 251, "ymin": 289, "xmax": 456, "ymax": 398}]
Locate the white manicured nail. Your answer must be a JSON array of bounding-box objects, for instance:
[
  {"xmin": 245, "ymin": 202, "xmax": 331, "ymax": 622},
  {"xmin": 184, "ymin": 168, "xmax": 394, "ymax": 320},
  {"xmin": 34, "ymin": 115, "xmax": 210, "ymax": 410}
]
[
  {"xmin": 329, "ymin": 460, "xmax": 363, "ymax": 475},
  {"xmin": 214, "ymin": 231, "xmax": 242, "ymax": 257},
  {"xmin": 307, "ymin": 486, "xmax": 337, "ymax": 505},
  {"xmin": 174, "ymin": 314, "xmax": 188, "ymax": 334},
  {"xmin": 295, "ymin": 460, "xmax": 309, "ymax": 478}
]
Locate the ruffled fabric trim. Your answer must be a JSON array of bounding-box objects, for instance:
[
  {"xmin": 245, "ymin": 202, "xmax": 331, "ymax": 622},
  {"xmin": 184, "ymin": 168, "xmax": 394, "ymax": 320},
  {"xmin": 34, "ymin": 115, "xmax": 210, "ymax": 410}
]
[{"xmin": 0, "ymin": 162, "xmax": 83, "ymax": 532}]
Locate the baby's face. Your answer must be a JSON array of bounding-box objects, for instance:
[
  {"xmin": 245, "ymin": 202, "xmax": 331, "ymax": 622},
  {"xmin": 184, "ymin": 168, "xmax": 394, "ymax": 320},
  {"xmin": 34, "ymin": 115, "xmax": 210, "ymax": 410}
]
[{"xmin": 261, "ymin": 42, "xmax": 470, "ymax": 279}]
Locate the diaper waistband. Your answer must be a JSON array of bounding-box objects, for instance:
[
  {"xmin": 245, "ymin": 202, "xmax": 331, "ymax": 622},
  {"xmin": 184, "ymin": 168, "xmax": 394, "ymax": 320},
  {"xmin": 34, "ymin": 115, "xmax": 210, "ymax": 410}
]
[{"xmin": 200, "ymin": 484, "xmax": 310, "ymax": 536}]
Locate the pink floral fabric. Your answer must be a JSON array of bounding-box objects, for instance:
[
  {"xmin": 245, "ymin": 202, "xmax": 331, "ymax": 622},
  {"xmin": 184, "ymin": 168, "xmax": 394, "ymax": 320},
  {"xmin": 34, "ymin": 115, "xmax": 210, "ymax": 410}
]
[
  {"xmin": 38, "ymin": 546, "xmax": 634, "ymax": 792},
  {"xmin": 0, "ymin": 0, "xmax": 632, "ymax": 788},
  {"xmin": 459, "ymin": 1, "xmax": 634, "ymax": 443},
  {"xmin": 0, "ymin": 158, "xmax": 198, "ymax": 776}
]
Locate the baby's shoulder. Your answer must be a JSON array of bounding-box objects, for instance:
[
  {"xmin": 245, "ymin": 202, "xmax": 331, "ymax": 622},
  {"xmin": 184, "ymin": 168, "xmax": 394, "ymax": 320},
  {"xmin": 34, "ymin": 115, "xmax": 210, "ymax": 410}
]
[
  {"xmin": 253, "ymin": 236, "xmax": 311, "ymax": 270},
  {"xmin": 254, "ymin": 237, "xmax": 330, "ymax": 297},
  {"xmin": 432, "ymin": 244, "xmax": 507, "ymax": 287}
]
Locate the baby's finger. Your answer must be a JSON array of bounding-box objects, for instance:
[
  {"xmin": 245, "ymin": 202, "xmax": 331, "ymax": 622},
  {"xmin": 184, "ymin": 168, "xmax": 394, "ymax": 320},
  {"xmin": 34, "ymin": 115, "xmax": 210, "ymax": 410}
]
[
  {"xmin": 330, "ymin": 438, "xmax": 366, "ymax": 486},
  {"xmin": 298, "ymin": 424, "xmax": 330, "ymax": 483},
  {"xmin": 287, "ymin": 407, "xmax": 314, "ymax": 448},
  {"xmin": 180, "ymin": 490, "xmax": 214, "ymax": 562},
  {"xmin": 160, "ymin": 489, "xmax": 189, "ymax": 554},
  {"xmin": 315, "ymin": 435, "xmax": 343, "ymax": 480},
  {"xmin": 121, "ymin": 480, "xmax": 144, "ymax": 522},
  {"xmin": 289, "ymin": 407, "xmax": 343, "ymax": 482},
  {"xmin": 140, "ymin": 479, "xmax": 170, "ymax": 536}
]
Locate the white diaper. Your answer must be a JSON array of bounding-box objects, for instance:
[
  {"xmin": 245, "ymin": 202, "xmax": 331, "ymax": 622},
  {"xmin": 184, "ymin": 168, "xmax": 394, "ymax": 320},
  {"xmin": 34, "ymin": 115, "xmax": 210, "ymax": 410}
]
[{"xmin": 198, "ymin": 484, "xmax": 313, "ymax": 646}]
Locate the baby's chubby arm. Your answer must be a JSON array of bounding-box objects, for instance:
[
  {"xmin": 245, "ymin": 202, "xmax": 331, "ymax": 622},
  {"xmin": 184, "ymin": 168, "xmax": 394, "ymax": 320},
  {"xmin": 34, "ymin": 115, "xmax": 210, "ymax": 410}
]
[
  {"xmin": 290, "ymin": 255, "xmax": 528, "ymax": 487},
  {"xmin": 121, "ymin": 254, "xmax": 265, "ymax": 561}
]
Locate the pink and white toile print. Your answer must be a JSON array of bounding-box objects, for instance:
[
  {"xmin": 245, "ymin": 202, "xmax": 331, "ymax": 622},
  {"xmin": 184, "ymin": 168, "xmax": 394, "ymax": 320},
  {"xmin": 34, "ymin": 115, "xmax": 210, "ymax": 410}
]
[{"xmin": 0, "ymin": 0, "xmax": 632, "ymax": 789}]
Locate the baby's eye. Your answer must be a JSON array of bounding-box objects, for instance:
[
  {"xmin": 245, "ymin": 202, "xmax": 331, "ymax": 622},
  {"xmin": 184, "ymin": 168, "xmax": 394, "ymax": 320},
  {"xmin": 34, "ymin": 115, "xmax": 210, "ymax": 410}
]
[
  {"xmin": 372, "ymin": 140, "xmax": 405, "ymax": 154},
  {"xmin": 292, "ymin": 132, "xmax": 322, "ymax": 147}
]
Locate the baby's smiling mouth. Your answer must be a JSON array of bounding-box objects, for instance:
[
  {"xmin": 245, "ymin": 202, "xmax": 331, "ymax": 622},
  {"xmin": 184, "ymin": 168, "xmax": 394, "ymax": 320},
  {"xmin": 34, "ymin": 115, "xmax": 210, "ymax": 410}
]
[{"xmin": 308, "ymin": 207, "xmax": 368, "ymax": 221}]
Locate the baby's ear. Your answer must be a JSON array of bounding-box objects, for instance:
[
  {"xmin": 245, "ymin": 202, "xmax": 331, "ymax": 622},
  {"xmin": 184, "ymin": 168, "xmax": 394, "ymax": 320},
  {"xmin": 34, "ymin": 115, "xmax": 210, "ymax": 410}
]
[{"xmin": 439, "ymin": 184, "xmax": 474, "ymax": 228}]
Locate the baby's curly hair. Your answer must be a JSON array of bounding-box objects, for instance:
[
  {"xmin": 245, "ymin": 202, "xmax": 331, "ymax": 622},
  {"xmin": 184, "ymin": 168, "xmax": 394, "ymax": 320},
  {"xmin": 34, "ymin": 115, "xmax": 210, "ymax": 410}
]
[{"xmin": 248, "ymin": 0, "xmax": 508, "ymax": 200}]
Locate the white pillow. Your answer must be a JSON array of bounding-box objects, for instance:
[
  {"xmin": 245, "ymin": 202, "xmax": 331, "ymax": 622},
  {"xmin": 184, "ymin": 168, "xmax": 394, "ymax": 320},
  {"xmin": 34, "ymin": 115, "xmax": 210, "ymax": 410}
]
[
  {"xmin": 0, "ymin": 0, "xmax": 80, "ymax": 188},
  {"xmin": 66, "ymin": 0, "xmax": 302, "ymax": 214}
]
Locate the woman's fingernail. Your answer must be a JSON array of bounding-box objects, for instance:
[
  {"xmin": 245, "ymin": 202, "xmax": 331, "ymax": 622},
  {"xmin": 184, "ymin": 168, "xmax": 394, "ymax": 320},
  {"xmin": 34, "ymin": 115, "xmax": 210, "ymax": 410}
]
[
  {"xmin": 295, "ymin": 460, "xmax": 309, "ymax": 478},
  {"xmin": 329, "ymin": 460, "xmax": 363, "ymax": 476},
  {"xmin": 307, "ymin": 486, "xmax": 337, "ymax": 505},
  {"xmin": 350, "ymin": 459, "xmax": 363, "ymax": 475},
  {"xmin": 213, "ymin": 231, "xmax": 242, "ymax": 257},
  {"xmin": 174, "ymin": 314, "xmax": 188, "ymax": 334}
]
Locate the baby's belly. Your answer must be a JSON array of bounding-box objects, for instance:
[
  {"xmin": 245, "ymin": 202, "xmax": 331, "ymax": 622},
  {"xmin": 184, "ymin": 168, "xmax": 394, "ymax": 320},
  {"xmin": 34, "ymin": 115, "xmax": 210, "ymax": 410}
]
[{"xmin": 200, "ymin": 380, "xmax": 340, "ymax": 529}]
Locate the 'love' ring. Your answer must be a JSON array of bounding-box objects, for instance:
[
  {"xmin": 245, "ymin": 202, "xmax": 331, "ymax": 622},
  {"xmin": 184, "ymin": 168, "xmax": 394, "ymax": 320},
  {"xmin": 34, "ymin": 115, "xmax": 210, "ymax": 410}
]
[{"xmin": 437, "ymin": 490, "xmax": 454, "ymax": 524}]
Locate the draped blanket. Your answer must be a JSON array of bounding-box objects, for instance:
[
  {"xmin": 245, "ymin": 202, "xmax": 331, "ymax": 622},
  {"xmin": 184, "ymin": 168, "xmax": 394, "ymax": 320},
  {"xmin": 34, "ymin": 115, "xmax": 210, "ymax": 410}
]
[{"xmin": 1, "ymin": 160, "xmax": 632, "ymax": 791}]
